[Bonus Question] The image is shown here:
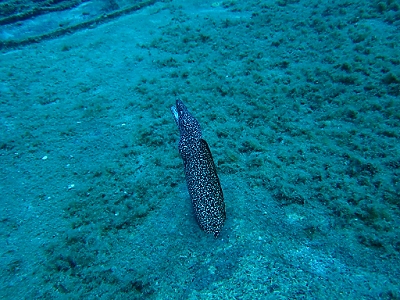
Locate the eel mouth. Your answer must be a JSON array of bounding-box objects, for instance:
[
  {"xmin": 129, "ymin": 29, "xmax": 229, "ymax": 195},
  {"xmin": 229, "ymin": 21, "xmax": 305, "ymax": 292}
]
[{"xmin": 170, "ymin": 105, "xmax": 179, "ymax": 127}]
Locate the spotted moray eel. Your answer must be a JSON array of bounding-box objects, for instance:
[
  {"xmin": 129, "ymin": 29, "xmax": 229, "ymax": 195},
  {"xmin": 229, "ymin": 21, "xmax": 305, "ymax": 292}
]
[{"xmin": 171, "ymin": 99, "xmax": 226, "ymax": 237}]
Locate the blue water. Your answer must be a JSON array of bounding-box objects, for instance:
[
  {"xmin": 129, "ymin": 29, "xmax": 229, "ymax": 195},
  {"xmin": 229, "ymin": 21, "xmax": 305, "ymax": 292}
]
[{"xmin": 0, "ymin": 0, "xmax": 399, "ymax": 299}]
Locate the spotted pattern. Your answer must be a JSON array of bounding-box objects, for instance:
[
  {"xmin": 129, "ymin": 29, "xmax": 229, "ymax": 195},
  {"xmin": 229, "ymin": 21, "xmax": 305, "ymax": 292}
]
[{"xmin": 171, "ymin": 100, "xmax": 226, "ymax": 237}]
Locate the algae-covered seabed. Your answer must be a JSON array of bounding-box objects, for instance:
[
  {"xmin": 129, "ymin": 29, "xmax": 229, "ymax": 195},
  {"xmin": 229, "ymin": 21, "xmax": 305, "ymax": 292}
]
[{"xmin": 1, "ymin": 0, "xmax": 399, "ymax": 298}]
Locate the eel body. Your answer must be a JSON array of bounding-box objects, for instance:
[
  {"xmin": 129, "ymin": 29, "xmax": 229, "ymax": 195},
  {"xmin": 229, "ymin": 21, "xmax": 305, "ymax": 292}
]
[{"xmin": 171, "ymin": 99, "xmax": 226, "ymax": 237}]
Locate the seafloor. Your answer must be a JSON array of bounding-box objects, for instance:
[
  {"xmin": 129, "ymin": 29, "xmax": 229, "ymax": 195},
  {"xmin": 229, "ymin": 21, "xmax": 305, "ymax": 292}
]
[{"xmin": 0, "ymin": 0, "xmax": 399, "ymax": 299}]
